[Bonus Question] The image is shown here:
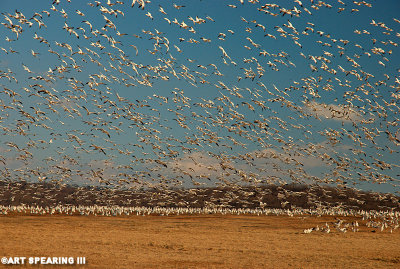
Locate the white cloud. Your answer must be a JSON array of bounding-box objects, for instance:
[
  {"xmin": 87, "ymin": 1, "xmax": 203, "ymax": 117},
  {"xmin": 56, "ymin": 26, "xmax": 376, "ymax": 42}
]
[
  {"xmin": 303, "ymin": 101, "xmax": 363, "ymax": 122},
  {"xmin": 169, "ymin": 151, "xmax": 222, "ymax": 177},
  {"xmin": 168, "ymin": 147, "xmax": 330, "ymax": 186}
]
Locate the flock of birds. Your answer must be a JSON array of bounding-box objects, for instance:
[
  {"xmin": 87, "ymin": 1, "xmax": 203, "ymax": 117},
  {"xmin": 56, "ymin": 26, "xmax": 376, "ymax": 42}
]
[
  {"xmin": 0, "ymin": 0, "xmax": 400, "ymax": 213},
  {"xmin": 1, "ymin": 203, "xmax": 399, "ymax": 233}
]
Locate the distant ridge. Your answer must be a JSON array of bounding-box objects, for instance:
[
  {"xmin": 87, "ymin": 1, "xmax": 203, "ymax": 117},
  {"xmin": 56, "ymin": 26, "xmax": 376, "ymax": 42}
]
[{"xmin": 0, "ymin": 181, "xmax": 398, "ymax": 211}]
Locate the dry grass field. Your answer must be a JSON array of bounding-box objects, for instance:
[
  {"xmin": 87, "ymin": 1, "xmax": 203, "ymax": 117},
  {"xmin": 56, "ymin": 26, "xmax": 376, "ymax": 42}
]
[{"xmin": 1, "ymin": 214, "xmax": 400, "ymax": 268}]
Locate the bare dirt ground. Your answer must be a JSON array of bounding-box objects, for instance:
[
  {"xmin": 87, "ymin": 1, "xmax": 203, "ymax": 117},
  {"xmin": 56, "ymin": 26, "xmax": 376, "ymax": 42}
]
[{"xmin": 1, "ymin": 214, "xmax": 399, "ymax": 268}]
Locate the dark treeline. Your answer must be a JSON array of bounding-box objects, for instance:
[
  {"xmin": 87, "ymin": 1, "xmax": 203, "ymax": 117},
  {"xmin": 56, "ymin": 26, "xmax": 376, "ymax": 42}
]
[{"xmin": 0, "ymin": 180, "xmax": 399, "ymax": 211}]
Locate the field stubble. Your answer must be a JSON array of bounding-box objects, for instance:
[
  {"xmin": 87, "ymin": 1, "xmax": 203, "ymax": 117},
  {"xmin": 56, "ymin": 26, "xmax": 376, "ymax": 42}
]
[{"xmin": 1, "ymin": 214, "xmax": 399, "ymax": 268}]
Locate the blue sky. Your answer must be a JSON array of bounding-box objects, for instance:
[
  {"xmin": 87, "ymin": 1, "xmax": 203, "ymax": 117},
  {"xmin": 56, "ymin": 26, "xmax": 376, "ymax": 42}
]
[{"xmin": 0, "ymin": 0, "xmax": 400, "ymax": 193}]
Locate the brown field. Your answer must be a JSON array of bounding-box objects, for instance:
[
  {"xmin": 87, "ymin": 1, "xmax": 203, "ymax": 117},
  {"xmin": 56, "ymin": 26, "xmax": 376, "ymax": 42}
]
[{"xmin": 1, "ymin": 214, "xmax": 400, "ymax": 268}]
